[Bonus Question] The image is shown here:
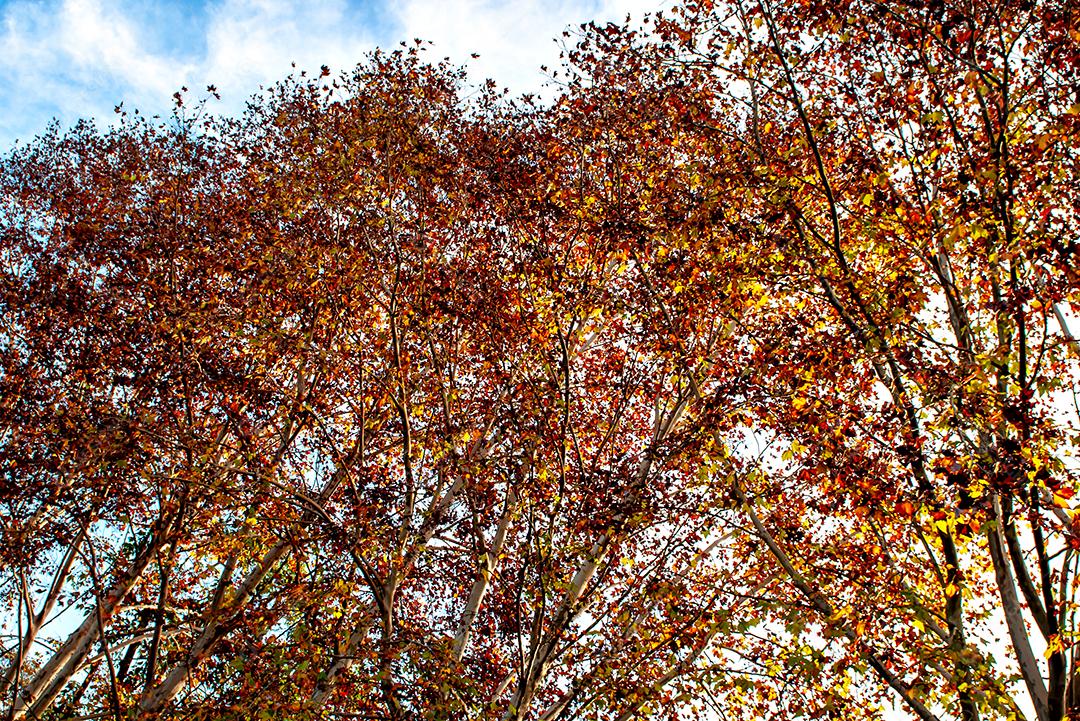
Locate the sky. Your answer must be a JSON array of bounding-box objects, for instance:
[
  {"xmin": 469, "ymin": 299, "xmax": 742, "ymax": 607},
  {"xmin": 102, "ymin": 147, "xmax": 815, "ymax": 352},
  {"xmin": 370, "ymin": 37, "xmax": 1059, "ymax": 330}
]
[{"xmin": 0, "ymin": 0, "xmax": 669, "ymax": 150}]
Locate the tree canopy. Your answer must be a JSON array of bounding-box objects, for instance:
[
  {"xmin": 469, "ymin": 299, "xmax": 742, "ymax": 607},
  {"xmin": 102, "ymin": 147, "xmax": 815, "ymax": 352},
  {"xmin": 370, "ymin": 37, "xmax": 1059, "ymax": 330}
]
[{"xmin": 2, "ymin": 1, "xmax": 1079, "ymax": 720}]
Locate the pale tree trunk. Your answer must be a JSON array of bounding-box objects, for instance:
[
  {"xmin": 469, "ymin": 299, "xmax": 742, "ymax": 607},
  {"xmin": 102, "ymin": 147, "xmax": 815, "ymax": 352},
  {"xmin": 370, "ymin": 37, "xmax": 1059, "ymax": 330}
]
[
  {"xmin": 0, "ymin": 527, "xmax": 85, "ymax": 698},
  {"xmin": 452, "ymin": 486, "xmax": 517, "ymax": 661},
  {"xmin": 535, "ymin": 540, "xmax": 775, "ymax": 721},
  {"xmin": 502, "ymin": 436, "xmax": 673, "ymax": 720},
  {"xmin": 988, "ymin": 494, "xmax": 1050, "ymax": 721},
  {"xmin": 136, "ymin": 447, "xmax": 356, "ymax": 716},
  {"xmin": 136, "ymin": 538, "xmax": 292, "ymax": 715},
  {"xmin": 306, "ymin": 466, "xmax": 472, "ymax": 709},
  {"xmin": 504, "ymin": 535, "xmax": 611, "ymax": 721},
  {"xmin": 735, "ymin": 482, "xmax": 945, "ymax": 721},
  {"xmin": 11, "ymin": 526, "xmax": 170, "ymax": 721}
]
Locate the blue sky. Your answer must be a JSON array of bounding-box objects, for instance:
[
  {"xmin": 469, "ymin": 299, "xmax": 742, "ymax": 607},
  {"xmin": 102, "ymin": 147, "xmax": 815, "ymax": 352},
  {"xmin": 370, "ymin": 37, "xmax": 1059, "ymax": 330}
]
[{"xmin": 0, "ymin": 0, "xmax": 666, "ymax": 150}]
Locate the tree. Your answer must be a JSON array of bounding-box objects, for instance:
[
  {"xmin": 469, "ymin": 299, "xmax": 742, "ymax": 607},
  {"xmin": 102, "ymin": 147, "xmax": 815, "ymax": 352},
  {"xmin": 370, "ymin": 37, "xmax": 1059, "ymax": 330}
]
[
  {"xmin": 564, "ymin": 0, "xmax": 1079, "ymax": 719},
  {"xmin": 2, "ymin": 2, "xmax": 1080, "ymax": 720},
  {"xmin": 0, "ymin": 47, "xmax": 750, "ymax": 721}
]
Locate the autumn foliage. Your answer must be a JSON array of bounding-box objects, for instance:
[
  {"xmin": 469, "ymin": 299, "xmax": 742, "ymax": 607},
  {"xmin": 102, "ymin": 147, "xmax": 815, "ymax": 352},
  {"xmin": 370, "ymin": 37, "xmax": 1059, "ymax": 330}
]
[{"xmin": 2, "ymin": 1, "xmax": 1080, "ymax": 720}]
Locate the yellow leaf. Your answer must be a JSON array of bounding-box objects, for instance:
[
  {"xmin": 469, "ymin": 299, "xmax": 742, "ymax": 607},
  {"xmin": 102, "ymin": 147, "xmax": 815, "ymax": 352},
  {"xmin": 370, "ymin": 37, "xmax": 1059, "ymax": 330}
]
[
  {"xmin": 1046, "ymin": 634, "xmax": 1064, "ymax": 658},
  {"xmin": 827, "ymin": 606, "xmax": 851, "ymax": 623}
]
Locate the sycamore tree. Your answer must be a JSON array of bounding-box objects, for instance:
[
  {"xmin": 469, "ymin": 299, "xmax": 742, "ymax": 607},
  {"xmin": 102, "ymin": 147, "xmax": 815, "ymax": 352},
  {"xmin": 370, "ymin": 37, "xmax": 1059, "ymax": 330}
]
[
  {"xmin": 557, "ymin": 0, "xmax": 1080, "ymax": 720},
  {"xmin": 2, "ymin": 1, "xmax": 1080, "ymax": 721},
  {"xmin": 0, "ymin": 47, "xmax": 750, "ymax": 721}
]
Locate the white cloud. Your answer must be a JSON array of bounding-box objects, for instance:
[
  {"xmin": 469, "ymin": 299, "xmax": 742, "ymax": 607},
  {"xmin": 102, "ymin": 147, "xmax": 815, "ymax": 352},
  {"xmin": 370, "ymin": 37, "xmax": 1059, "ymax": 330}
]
[
  {"xmin": 0, "ymin": 0, "xmax": 376, "ymax": 145},
  {"xmin": 0, "ymin": 0, "xmax": 671, "ymax": 148},
  {"xmin": 56, "ymin": 0, "xmax": 192, "ymax": 99},
  {"xmin": 0, "ymin": 0, "xmax": 190, "ymax": 142},
  {"xmin": 200, "ymin": 0, "xmax": 375, "ymax": 108},
  {"xmin": 392, "ymin": 0, "xmax": 671, "ymax": 95}
]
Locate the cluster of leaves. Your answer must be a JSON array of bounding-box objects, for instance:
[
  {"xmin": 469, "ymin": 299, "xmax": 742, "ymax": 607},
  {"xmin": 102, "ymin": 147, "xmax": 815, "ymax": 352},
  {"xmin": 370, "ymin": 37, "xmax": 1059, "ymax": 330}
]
[{"xmin": 2, "ymin": 1, "xmax": 1079, "ymax": 720}]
